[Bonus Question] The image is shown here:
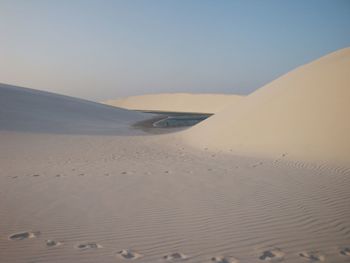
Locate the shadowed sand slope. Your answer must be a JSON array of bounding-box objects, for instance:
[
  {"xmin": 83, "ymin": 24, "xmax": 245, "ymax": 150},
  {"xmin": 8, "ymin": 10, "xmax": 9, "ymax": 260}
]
[
  {"xmin": 105, "ymin": 93, "xmax": 242, "ymax": 114},
  {"xmin": 183, "ymin": 48, "xmax": 350, "ymax": 165},
  {"xmin": 0, "ymin": 83, "xmax": 151, "ymax": 135}
]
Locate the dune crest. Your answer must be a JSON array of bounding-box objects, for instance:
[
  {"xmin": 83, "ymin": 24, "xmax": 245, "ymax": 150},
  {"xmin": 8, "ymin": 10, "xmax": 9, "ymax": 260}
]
[
  {"xmin": 183, "ymin": 48, "xmax": 350, "ymax": 165},
  {"xmin": 0, "ymin": 83, "xmax": 151, "ymax": 135},
  {"xmin": 105, "ymin": 93, "xmax": 242, "ymax": 114}
]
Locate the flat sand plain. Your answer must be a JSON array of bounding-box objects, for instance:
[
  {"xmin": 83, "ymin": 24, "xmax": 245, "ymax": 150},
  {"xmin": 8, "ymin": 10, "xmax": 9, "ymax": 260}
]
[{"xmin": 1, "ymin": 131, "xmax": 350, "ymax": 263}]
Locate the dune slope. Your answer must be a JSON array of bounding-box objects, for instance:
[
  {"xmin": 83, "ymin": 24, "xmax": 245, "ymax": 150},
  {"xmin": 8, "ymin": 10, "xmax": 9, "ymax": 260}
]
[
  {"xmin": 184, "ymin": 48, "xmax": 350, "ymax": 165},
  {"xmin": 0, "ymin": 83, "xmax": 150, "ymax": 135},
  {"xmin": 105, "ymin": 93, "xmax": 242, "ymax": 114},
  {"xmin": 1, "ymin": 76, "xmax": 350, "ymax": 263}
]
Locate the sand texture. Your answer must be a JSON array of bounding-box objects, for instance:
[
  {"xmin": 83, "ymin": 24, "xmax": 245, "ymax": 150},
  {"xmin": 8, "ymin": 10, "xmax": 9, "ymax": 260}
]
[
  {"xmin": 1, "ymin": 48, "xmax": 350, "ymax": 263},
  {"xmin": 1, "ymin": 132, "xmax": 350, "ymax": 263},
  {"xmin": 184, "ymin": 48, "xmax": 350, "ymax": 166},
  {"xmin": 105, "ymin": 93, "xmax": 242, "ymax": 114}
]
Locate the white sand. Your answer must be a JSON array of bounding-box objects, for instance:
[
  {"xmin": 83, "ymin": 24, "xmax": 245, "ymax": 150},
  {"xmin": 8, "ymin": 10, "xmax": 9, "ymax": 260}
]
[
  {"xmin": 1, "ymin": 49, "xmax": 350, "ymax": 263},
  {"xmin": 0, "ymin": 83, "xmax": 151, "ymax": 135},
  {"xmin": 105, "ymin": 93, "xmax": 242, "ymax": 114},
  {"xmin": 184, "ymin": 48, "xmax": 350, "ymax": 166},
  {"xmin": 1, "ymin": 132, "xmax": 350, "ymax": 263}
]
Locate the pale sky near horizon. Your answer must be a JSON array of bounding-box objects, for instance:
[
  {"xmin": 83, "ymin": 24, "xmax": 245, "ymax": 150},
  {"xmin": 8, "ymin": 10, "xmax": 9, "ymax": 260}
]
[{"xmin": 1, "ymin": 0, "xmax": 350, "ymax": 101}]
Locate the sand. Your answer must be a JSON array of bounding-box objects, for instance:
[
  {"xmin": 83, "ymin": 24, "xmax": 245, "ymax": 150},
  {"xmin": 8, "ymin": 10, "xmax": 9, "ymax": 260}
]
[
  {"xmin": 183, "ymin": 48, "xmax": 350, "ymax": 166},
  {"xmin": 0, "ymin": 83, "xmax": 152, "ymax": 135},
  {"xmin": 1, "ymin": 49, "xmax": 350, "ymax": 263},
  {"xmin": 1, "ymin": 132, "xmax": 350, "ymax": 263},
  {"xmin": 105, "ymin": 93, "xmax": 242, "ymax": 114}
]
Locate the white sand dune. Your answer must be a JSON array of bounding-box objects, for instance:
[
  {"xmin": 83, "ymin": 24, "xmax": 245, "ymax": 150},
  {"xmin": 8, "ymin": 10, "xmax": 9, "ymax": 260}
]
[
  {"xmin": 184, "ymin": 48, "xmax": 350, "ymax": 165},
  {"xmin": 105, "ymin": 93, "xmax": 242, "ymax": 114},
  {"xmin": 1, "ymin": 49, "xmax": 350, "ymax": 263},
  {"xmin": 0, "ymin": 83, "xmax": 151, "ymax": 135}
]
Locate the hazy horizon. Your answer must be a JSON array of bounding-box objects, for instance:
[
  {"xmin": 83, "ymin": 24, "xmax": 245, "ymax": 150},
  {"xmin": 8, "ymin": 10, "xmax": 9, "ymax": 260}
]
[{"xmin": 1, "ymin": 0, "xmax": 350, "ymax": 101}]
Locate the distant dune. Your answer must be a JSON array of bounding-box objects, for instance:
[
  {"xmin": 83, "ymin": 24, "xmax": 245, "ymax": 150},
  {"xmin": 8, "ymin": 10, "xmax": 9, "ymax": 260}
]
[
  {"xmin": 184, "ymin": 48, "xmax": 350, "ymax": 165},
  {"xmin": 0, "ymin": 83, "xmax": 150, "ymax": 135},
  {"xmin": 105, "ymin": 93, "xmax": 243, "ymax": 114}
]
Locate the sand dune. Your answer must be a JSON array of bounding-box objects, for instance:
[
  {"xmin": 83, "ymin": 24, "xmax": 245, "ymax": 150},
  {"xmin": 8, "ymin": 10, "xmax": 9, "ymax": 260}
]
[
  {"xmin": 1, "ymin": 50, "xmax": 350, "ymax": 263},
  {"xmin": 105, "ymin": 93, "xmax": 242, "ymax": 114},
  {"xmin": 0, "ymin": 83, "xmax": 151, "ymax": 135},
  {"xmin": 184, "ymin": 48, "xmax": 350, "ymax": 165}
]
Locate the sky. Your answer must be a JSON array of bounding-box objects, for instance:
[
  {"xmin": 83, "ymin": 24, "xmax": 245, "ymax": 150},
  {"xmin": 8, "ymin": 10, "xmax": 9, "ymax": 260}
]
[{"xmin": 1, "ymin": 0, "xmax": 350, "ymax": 101}]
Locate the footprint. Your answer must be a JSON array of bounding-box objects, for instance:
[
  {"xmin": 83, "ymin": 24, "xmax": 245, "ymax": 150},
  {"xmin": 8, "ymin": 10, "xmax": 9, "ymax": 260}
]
[
  {"xmin": 163, "ymin": 252, "xmax": 187, "ymax": 261},
  {"xmin": 340, "ymin": 247, "xmax": 350, "ymax": 256},
  {"xmin": 252, "ymin": 162, "xmax": 263, "ymax": 168},
  {"xmin": 259, "ymin": 249, "xmax": 284, "ymax": 261},
  {"xmin": 299, "ymin": 252, "xmax": 325, "ymax": 261},
  {"xmin": 75, "ymin": 242, "xmax": 102, "ymax": 250},
  {"xmin": 211, "ymin": 256, "xmax": 239, "ymax": 263},
  {"xmin": 117, "ymin": 249, "xmax": 142, "ymax": 260},
  {"xmin": 46, "ymin": 239, "xmax": 63, "ymax": 248},
  {"xmin": 8, "ymin": 231, "xmax": 40, "ymax": 240}
]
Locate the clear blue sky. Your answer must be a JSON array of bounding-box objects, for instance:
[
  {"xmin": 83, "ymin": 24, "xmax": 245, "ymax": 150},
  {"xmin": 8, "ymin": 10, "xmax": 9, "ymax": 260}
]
[{"xmin": 1, "ymin": 0, "xmax": 350, "ymax": 101}]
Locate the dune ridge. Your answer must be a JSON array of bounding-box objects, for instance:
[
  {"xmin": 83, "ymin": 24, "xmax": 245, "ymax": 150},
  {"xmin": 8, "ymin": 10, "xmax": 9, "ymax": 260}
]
[
  {"xmin": 183, "ymin": 48, "xmax": 350, "ymax": 165},
  {"xmin": 105, "ymin": 93, "xmax": 243, "ymax": 114},
  {"xmin": 0, "ymin": 83, "xmax": 152, "ymax": 135}
]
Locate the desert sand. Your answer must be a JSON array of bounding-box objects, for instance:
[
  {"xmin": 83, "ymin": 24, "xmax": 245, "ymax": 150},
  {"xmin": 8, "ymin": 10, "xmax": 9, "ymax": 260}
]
[
  {"xmin": 0, "ymin": 83, "xmax": 153, "ymax": 135},
  {"xmin": 105, "ymin": 93, "xmax": 242, "ymax": 114},
  {"xmin": 184, "ymin": 47, "xmax": 350, "ymax": 166},
  {"xmin": 1, "ymin": 49, "xmax": 350, "ymax": 263}
]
